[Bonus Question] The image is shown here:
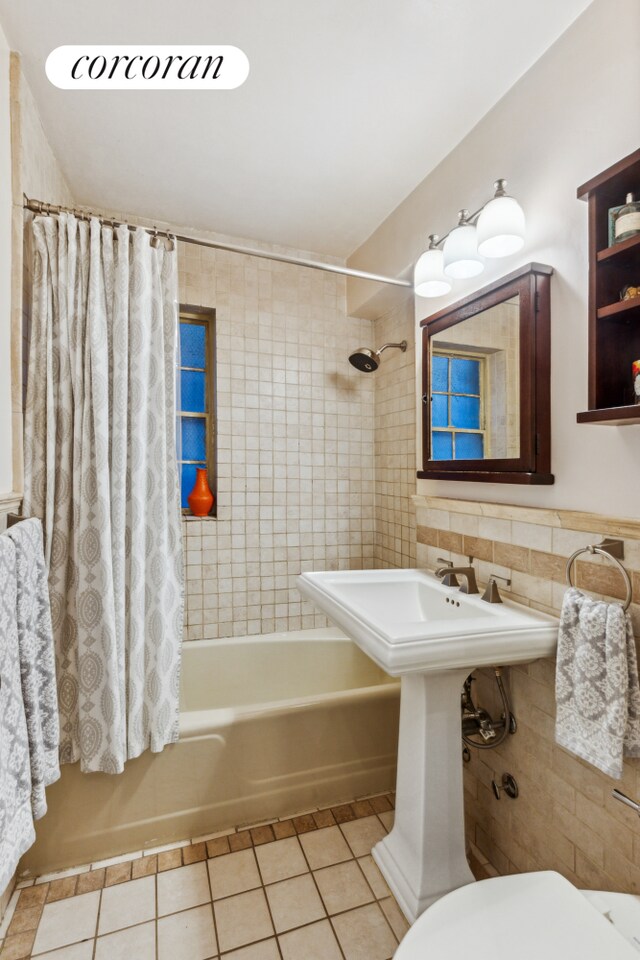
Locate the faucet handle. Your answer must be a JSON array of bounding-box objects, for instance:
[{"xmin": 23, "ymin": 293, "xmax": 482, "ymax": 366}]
[
  {"xmin": 435, "ymin": 558, "xmax": 459, "ymax": 588},
  {"xmin": 481, "ymin": 573, "xmax": 512, "ymax": 604}
]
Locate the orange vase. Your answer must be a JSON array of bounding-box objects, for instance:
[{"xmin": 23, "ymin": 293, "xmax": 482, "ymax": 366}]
[{"xmin": 188, "ymin": 468, "xmax": 214, "ymax": 517}]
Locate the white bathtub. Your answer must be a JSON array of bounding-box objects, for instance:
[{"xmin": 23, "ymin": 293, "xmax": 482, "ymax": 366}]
[{"xmin": 21, "ymin": 628, "xmax": 400, "ymax": 876}]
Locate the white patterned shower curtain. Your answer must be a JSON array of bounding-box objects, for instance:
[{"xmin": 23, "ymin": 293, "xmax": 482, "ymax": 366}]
[{"xmin": 23, "ymin": 213, "xmax": 184, "ymax": 774}]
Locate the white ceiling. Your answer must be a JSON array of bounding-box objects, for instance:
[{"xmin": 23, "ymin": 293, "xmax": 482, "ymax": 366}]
[{"xmin": 1, "ymin": 0, "xmax": 594, "ymax": 257}]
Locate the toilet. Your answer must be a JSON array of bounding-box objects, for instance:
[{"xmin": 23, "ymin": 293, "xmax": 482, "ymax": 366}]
[{"xmin": 394, "ymin": 871, "xmax": 640, "ymax": 959}]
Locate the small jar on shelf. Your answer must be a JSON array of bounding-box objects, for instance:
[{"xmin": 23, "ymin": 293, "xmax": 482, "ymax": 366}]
[{"xmin": 613, "ymin": 192, "xmax": 640, "ymax": 243}]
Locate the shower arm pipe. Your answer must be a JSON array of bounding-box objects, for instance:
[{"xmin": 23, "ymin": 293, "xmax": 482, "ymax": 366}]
[
  {"xmin": 23, "ymin": 196, "xmax": 413, "ymax": 289},
  {"xmin": 376, "ymin": 341, "xmax": 407, "ymax": 356}
]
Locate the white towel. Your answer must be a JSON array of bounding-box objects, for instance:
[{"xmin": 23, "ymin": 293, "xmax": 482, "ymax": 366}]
[
  {"xmin": 555, "ymin": 587, "xmax": 640, "ymax": 779},
  {"xmin": 0, "ymin": 536, "xmax": 35, "ymax": 892},
  {"xmin": 5, "ymin": 519, "xmax": 60, "ymax": 818}
]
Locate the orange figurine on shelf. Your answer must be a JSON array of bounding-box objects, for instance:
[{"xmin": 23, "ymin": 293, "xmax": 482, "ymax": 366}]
[{"xmin": 188, "ymin": 468, "xmax": 214, "ymax": 516}]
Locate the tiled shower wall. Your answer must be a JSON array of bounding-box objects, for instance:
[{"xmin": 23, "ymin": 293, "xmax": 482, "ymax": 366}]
[
  {"xmin": 416, "ymin": 495, "xmax": 640, "ymax": 894},
  {"xmin": 179, "ymin": 241, "xmax": 377, "ymax": 639},
  {"xmin": 372, "ymin": 299, "xmax": 416, "ymax": 569}
]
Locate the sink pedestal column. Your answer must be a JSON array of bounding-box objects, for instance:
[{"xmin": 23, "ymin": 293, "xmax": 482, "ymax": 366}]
[{"xmin": 372, "ymin": 668, "xmax": 475, "ymax": 923}]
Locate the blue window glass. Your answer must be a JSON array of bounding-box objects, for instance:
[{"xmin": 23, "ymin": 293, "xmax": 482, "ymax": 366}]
[
  {"xmin": 431, "ymin": 355, "xmax": 449, "ymax": 393},
  {"xmin": 432, "ymin": 431, "xmax": 453, "ymax": 460},
  {"xmin": 180, "ymin": 323, "xmax": 206, "ymax": 369},
  {"xmin": 451, "ymin": 395, "xmax": 480, "ymax": 429},
  {"xmin": 455, "ymin": 432, "xmax": 484, "ymax": 460},
  {"xmin": 431, "ymin": 394, "xmax": 449, "ymax": 427},
  {"xmin": 180, "ymin": 463, "xmax": 198, "ymax": 509},
  {"xmin": 181, "ymin": 417, "xmax": 206, "ymax": 461},
  {"xmin": 181, "ymin": 370, "xmax": 206, "ymax": 413},
  {"xmin": 450, "ymin": 358, "xmax": 480, "ymax": 395}
]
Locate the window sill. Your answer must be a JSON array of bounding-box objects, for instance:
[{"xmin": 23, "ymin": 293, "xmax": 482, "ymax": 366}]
[{"xmin": 182, "ymin": 514, "xmax": 217, "ymax": 522}]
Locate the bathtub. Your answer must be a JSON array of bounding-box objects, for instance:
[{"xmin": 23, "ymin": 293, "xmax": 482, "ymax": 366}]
[{"xmin": 20, "ymin": 628, "xmax": 400, "ymax": 877}]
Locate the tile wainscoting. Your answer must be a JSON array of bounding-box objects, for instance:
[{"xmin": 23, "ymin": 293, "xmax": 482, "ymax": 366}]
[{"xmin": 415, "ymin": 494, "xmax": 640, "ymax": 893}]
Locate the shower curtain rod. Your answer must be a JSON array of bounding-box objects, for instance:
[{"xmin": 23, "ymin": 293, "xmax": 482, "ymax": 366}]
[{"xmin": 23, "ymin": 196, "xmax": 413, "ymax": 289}]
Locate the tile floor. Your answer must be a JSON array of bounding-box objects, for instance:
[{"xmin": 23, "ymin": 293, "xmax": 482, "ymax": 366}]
[{"xmin": 0, "ymin": 795, "xmax": 420, "ymax": 960}]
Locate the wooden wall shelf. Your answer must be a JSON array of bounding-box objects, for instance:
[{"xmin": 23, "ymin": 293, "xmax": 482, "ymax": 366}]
[{"xmin": 576, "ymin": 147, "xmax": 640, "ymax": 423}]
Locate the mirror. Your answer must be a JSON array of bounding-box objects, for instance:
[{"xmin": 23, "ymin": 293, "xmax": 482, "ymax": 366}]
[{"xmin": 418, "ymin": 263, "xmax": 553, "ymax": 484}]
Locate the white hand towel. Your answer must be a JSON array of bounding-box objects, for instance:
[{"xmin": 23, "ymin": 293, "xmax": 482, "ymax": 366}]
[
  {"xmin": 0, "ymin": 536, "xmax": 35, "ymax": 892},
  {"xmin": 555, "ymin": 587, "xmax": 640, "ymax": 779},
  {"xmin": 5, "ymin": 519, "xmax": 60, "ymax": 818}
]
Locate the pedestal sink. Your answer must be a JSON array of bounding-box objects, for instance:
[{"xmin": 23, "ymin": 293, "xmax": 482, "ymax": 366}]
[{"xmin": 297, "ymin": 569, "xmax": 558, "ymax": 922}]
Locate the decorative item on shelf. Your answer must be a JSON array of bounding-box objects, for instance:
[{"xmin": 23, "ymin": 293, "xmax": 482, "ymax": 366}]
[
  {"xmin": 187, "ymin": 467, "xmax": 214, "ymax": 516},
  {"xmin": 608, "ymin": 203, "xmax": 625, "ymax": 247},
  {"xmin": 414, "ymin": 179, "xmax": 525, "ymax": 297},
  {"xmin": 633, "ymin": 360, "xmax": 640, "ymax": 406},
  {"xmin": 621, "ymin": 284, "xmax": 640, "ymax": 301},
  {"xmin": 613, "ymin": 193, "xmax": 640, "ymax": 244}
]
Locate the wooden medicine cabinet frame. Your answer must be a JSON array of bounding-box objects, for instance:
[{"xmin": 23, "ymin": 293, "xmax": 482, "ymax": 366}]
[{"xmin": 418, "ymin": 262, "xmax": 554, "ymax": 485}]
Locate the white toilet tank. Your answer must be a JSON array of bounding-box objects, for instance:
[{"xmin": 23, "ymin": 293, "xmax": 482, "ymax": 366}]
[{"xmin": 394, "ymin": 871, "xmax": 640, "ymax": 959}]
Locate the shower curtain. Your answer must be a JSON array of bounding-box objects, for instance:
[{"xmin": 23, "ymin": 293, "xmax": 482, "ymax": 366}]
[{"xmin": 23, "ymin": 213, "xmax": 184, "ymax": 774}]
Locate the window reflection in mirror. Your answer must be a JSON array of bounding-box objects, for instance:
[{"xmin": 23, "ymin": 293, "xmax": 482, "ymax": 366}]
[{"xmin": 429, "ymin": 296, "xmax": 520, "ymax": 461}]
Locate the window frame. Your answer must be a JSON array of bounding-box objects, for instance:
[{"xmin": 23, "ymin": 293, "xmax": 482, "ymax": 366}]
[
  {"xmin": 178, "ymin": 305, "xmax": 216, "ymax": 516},
  {"xmin": 430, "ymin": 349, "xmax": 486, "ymax": 460}
]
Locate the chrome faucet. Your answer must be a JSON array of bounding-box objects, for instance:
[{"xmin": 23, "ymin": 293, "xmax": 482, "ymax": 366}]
[{"xmin": 435, "ymin": 558, "xmax": 479, "ymax": 594}]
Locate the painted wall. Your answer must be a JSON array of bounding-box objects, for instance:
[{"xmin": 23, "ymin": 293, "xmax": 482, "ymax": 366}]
[{"xmin": 347, "ymin": 0, "xmax": 640, "ymax": 517}]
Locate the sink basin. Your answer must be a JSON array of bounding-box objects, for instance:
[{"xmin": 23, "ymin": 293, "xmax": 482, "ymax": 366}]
[
  {"xmin": 297, "ymin": 568, "xmax": 558, "ymax": 675},
  {"xmin": 298, "ymin": 567, "xmax": 559, "ymax": 923}
]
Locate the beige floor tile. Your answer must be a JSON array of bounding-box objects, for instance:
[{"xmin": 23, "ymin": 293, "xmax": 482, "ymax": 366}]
[
  {"xmin": 32, "ymin": 891, "xmax": 100, "ymax": 955},
  {"xmin": 378, "ymin": 810, "xmax": 394, "ymax": 832},
  {"xmin": 157, "ymin": 862, "xmax": 210, "ymax": 917},
  {"xmin": 380, "ymin": 896, "xmax": 410, "ymax": 941},
  {"xmin": 214, "ymin": 889, "xmax": 274, "ymax": 953},
  {"xmin": 98, "ymin": 875, "xmax": 156, "ymax": 935},
  {"xmin": 32, "ymin": 942, "xmax": 94, "ymax": 959},
  {"xmin": 265, "ymin": 873, "xmax": 325, "ymax": 934},
  {"xmin": 313, "ymin": 860, "xmax": 374, "ymax": 914},
  {"xmin": 255, "ymin": 838, "xmax": 307, "ymax": 885},
  {"xmin": 94, "ymin": 920, "xmax": 156, "ymax": 960},
  {"xmin": 332, "ymin": 903, "xmax": 397, "ymax": 960},
  {"xmin": 340, "ymin": 816, "xmax": 387, "ymax": 857},
  {"xmin": 207, "ymin": 849, "xmax": 261, "ymax": 900},
  {"xmin": 357, "ymin": 856, "xmax": 391, "ymax": 899},
  {"xmin": 299, "ymin": 826, "xmax": 352, "ymax": 870},
  {"xmin": 157, "ymin": 905, "xmax": 217, "ymax": 960},
  {"xmin": 221, "ymin": 939, "xmax": 280, "ymax": 960},
  {"xmin": 278, "ymin": 918, "xmax": 342, "ymax": 960}
]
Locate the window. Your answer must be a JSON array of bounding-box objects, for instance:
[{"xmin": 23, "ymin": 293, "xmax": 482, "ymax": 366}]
[
  {"xmin": 178, "ymin": 307, "xmax": 216, "ymax": 512},
  {"xmin": 431, "ymin": 352, "xmax": 485, "ymax": 460}
]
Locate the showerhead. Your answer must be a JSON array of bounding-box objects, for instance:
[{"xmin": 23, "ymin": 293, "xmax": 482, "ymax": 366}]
[
  {"xmin": 348, "ymin": 340, "xmax": 407, "ymax": 373},
  {"xmin": 349, "ymin": 348, "xmax": 380, "ymax": 372}
]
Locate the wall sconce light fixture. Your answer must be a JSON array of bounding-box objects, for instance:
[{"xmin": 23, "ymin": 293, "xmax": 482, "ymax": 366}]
[{"xmin": 414, "ymin": 179, "xmax": 525, "ymax": 297}]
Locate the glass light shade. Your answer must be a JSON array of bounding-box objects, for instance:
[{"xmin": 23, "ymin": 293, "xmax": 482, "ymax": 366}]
[
  {"xmin": 477, "ymin": 195, "xmax": 525, "ymax": 258},
  {"xmin": 414, "ymin": 247, "xmax": 452, "ymax": 297},
  {"xmin": 443, "ymin": 223, "xmax": 484, "ymax": 279}
]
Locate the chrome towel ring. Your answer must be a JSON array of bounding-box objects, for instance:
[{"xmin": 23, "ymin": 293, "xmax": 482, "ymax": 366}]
[{"xmin": 565, "ymin": 541, "xmax": 633, "ymax": 612}]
